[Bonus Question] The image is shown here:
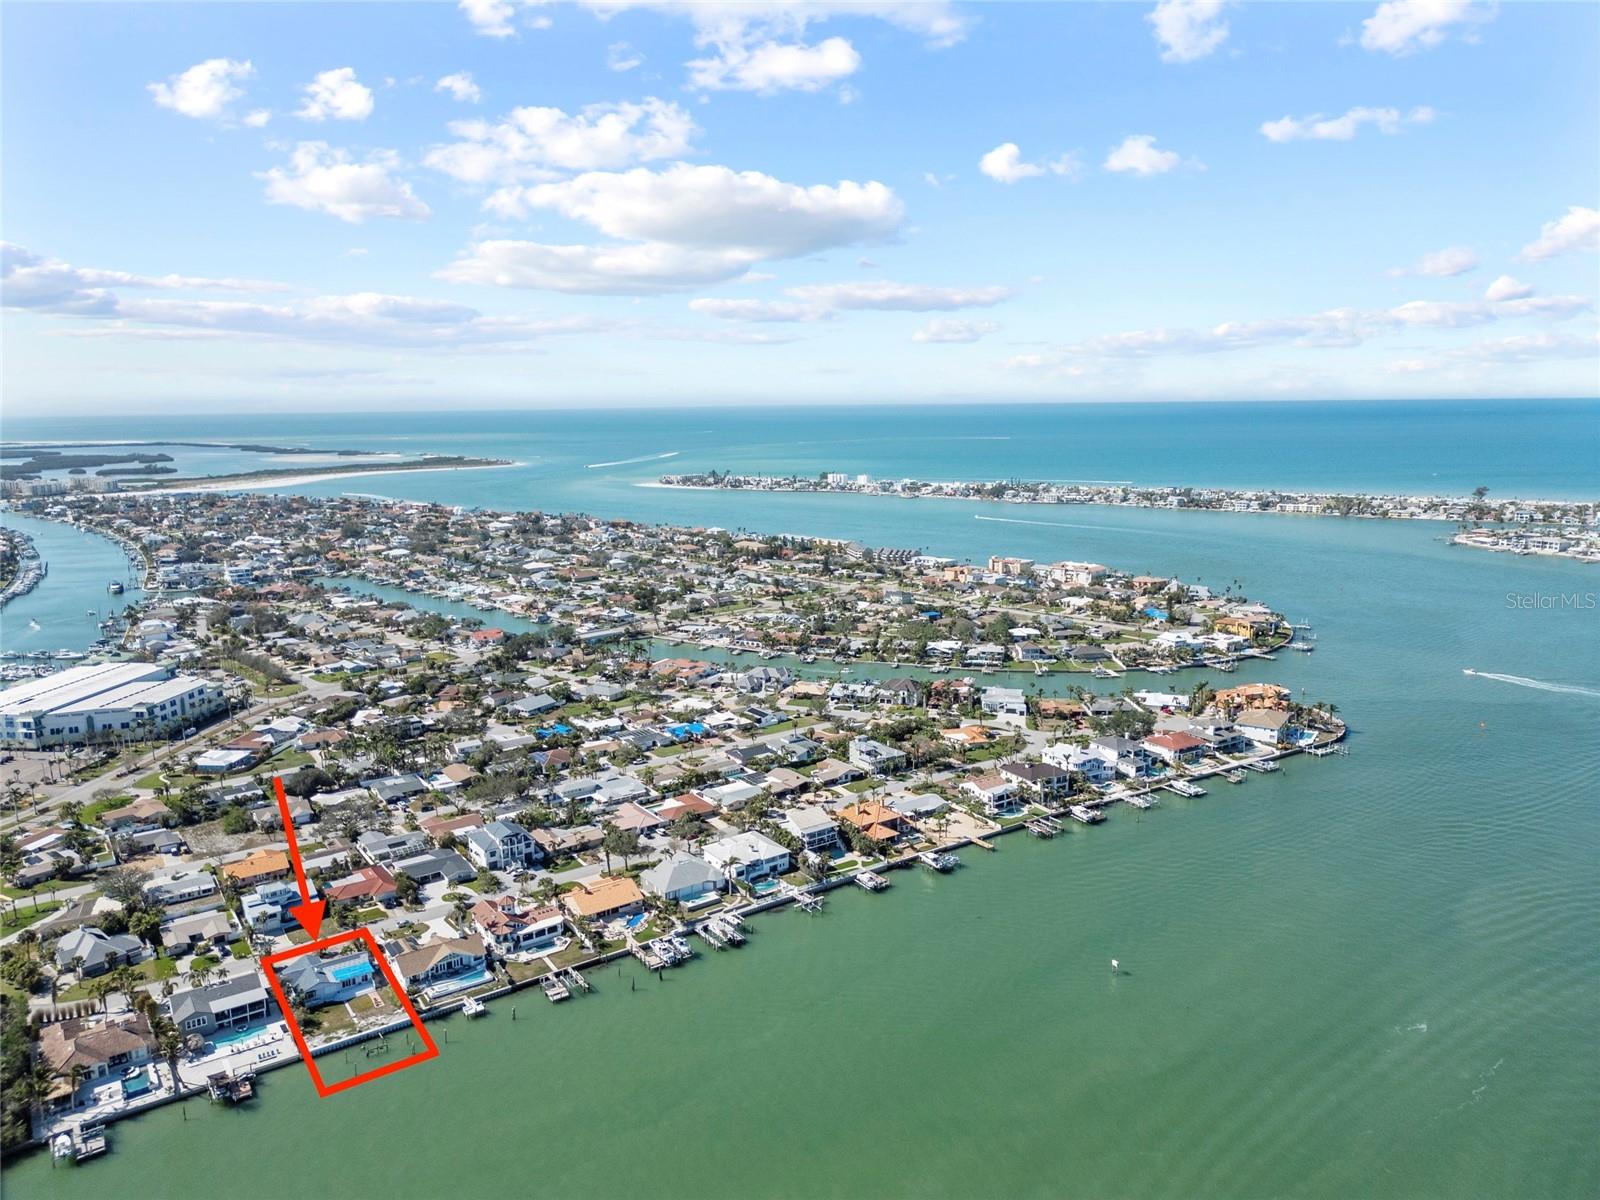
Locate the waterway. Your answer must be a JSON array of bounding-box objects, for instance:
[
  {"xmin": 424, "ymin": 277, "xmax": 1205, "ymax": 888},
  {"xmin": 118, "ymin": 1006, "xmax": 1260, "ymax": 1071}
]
[
  {"xmin": 3, "ymin": 402, "xmax": 1598, "ymax": 1199},
  {"xmin": 0, "ymin": 511, "xmax": 142, "ymax": 659}
]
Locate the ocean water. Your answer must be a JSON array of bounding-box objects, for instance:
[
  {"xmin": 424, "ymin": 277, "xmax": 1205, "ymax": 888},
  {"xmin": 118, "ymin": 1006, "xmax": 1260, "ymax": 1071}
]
[{"xmin": 2, "ymin": 400, "xmax": 1597, "ymax": 1199}]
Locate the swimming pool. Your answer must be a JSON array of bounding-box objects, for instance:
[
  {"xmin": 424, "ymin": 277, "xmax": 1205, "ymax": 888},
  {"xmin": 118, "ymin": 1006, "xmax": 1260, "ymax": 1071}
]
[
  {"xmin": 424, "ymin": 966, "xmax": 491, "ymax": 1000},
  {"xmin": 208, "ymin": 1023, "xmax": 264, "ymax": 1049},
  {"xmin": 332, "ymin": 963, "xmax": 373, "ymax": 983}
]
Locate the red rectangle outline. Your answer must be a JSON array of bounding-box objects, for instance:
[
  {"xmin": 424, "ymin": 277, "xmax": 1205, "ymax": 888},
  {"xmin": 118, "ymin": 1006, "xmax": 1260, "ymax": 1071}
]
[{"xmin": 261, "ymin": 926, "xmax": 439, "ymax": 1097}]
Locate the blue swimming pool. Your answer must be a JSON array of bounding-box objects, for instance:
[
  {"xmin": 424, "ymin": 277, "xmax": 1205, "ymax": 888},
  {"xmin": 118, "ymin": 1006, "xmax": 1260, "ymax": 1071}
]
[
  {"xmin": 332, "ymin": 963, "xmax": 372, "ymax": 983},
  {"xmin": 120, "ymin": 1068, "xmax": 152, "ymax": 1099},
  {"xmin": 208, "ymin": 1023, "xmax": 264, "ymax": 1049}
]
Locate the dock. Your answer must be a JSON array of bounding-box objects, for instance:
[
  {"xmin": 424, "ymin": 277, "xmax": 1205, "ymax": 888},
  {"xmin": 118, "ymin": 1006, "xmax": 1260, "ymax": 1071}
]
[
  {"xmin": 205, "ymin": 1071, "xmax": 255, "ymax": 1104},
  {"xmin": 53, "ymin": 1124, "xmax": 108, "ymax": 1163},
  {"xmin": 853, "ymin": 870, "xmax": 889, "ymax": 892},
  {"xmin": 969, "ymin": 836, "xmax": 995, "ymax": 851},
  {"xmin": 1025, "ymin": 816, "xmax": 1063, "ymax": 838},
  {"xmin": 1125, "ymin": 794, "xmax": 1158, "ymax": 810},
  {"xmin": 542, "ymin": 974, "xmax": 570, "ymax": 1002}
]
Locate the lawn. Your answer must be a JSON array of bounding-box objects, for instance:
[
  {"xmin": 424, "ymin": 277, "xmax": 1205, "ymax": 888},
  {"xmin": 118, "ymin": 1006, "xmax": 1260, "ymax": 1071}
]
[
  {"xmin": 0, "ymin": 901, "xmax": 62, "ymax": 935},
  {"xmin": 227, "ymin": 939, "xmax": 252, "ymax": 959},
  {"xmin": 843, "ymin": 779, "xmax": 877, "ymax": 793},
  {"xmin": 0, "ymin": 882, "xmax": 67, "ymax": 901}
]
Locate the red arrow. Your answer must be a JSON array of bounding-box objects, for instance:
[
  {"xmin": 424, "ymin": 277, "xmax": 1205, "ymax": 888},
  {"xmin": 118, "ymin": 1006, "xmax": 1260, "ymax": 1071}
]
[{"xmin": 273, "ymin": 775, "xmax": 325, "ymax": 941}]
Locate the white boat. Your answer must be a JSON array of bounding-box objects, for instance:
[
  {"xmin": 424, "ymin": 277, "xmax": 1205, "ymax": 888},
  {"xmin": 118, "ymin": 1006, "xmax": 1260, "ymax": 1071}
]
[{"xmin": 460, "ymin": 996, "xmax": 487, "ymax": 1017}]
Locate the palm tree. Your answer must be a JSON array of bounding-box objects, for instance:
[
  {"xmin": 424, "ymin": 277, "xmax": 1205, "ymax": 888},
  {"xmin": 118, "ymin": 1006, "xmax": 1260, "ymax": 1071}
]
[
  {"xmin": 67, "ymin": 1064, "xmax": 90, "ymax": 1108},
  {"xmin": 24, "ymin": 1062, "xmax": 60, "ymax": 1127}
]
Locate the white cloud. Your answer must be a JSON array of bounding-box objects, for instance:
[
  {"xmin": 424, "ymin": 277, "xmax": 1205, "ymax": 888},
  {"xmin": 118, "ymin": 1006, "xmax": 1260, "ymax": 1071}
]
[
  {"xmin": 607, "ymin": 42, "xmax": 644, "ymax": 71},
  {"xmin": 978, "ymin": 143, "xmax": 1079, "ymax": 184},
  {"xmin": 440, "ymin": 239, "xmax": 762, "ymax": 294},
  {"xmin": 435, "ymin": 72, "xmax": 483, "ymax": 103},
  {"xmin": 1520, "ymin": 205, "xmax": 1600, "ymax": 261},
  {"xmin": 1007, "ymin": 289, "xmax": 1591, "ymax": 373},
  {"xmin": 1148, "ymin": 0, "xmax": 1230, "ymax": 63},
  {"xmin": 296, "ymin": 68, "xmax": 375, "ymax": 122},
  {"xmin": 1261, "ymin": 105, "xmax": 1434, "ymax": 142},
  {"xmin": 460, "ymin": 0, "xmax": 521, "ymax": 39},
  {"xmin": 1359, "ymin": 0, "xmax": 1495, "ymax": 55},
  {"xmin": 489, "ymin": 164, "xmax": 903, "ymax": 258},
  {"xmin": 690, "ymin": 280, "xmax": 1011, "ymax": 323},
  {"xmin": 1, "ymin": 242, "xmax": 288, "ymax": 314},
  {"xmin": 688, "ymin": 36, "xmax": 861, "ymax": 93},
  {"xmin": 426, "ymin": 98, "xmax": 696, "ymax": 184},
  {"xmin": 785, "ymin": 281, "xmax": 1011, "ymax": 311},
  {"xmin": 1484, "ymin": 274, "xmax": 1534, "ymax": 302},
  {"xmin": 475, "ymin": 2, "xmax": 967, "ymax": 91},
  {"xmin": 242, "ymin": 109, "xmax": 272, "ymax": 128},
  {"xmin": 1387, "ymin": 245, "xmax": 1478, "ymax": 277},
  {"xmin": 1104, "ymin": 134, "xmax": 1183, "ymax": 175},
  {"xmin": 147, "ymin": 58, "xmax": 254, "ymax": 120},
  {"xmin": 912, "ymin": 318, "xmax": 998, "ymax": 343},
  {"xmin": 689, "ymin": 298, "xmax": 824, "ymax": 322},
  {"xmin": 259, "ymin": 143, "xmax": 430, "ymax": 224}
]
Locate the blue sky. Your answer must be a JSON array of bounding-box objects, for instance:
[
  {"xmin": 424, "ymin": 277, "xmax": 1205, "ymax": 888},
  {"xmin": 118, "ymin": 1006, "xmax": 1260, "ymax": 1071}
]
[{"xmin": 2, "ymin": 0, "xmax": 1597, "ymax": 414}]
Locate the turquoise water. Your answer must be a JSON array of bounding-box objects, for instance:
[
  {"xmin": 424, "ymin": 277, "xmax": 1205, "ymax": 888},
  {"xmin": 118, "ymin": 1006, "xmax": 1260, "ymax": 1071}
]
[
  {"xmin": 2, "ymin": 401, "xmax": 1597, "ymax": 1199},
  {"xmin": 5, "ymin": 398, "xmax": 1597, "ymax": 500}
]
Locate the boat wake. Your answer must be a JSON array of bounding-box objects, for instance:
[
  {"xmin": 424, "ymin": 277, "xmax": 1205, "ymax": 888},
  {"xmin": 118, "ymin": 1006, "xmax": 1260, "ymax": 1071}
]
[
  {"xmin": 586, "ymin": 451, "xmax": 679, "ymax": 469},
  {"xmin": 974, "ymin": 514, "xmax": 1179, "ymax": 538},
  {"xmin": 1462, "ymin": 669, "xmax": 1600, "ymax": 699}
]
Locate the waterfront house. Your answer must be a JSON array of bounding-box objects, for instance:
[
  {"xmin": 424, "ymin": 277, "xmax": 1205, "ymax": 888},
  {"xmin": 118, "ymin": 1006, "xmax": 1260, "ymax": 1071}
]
[
  {"xmin": 471, "ymin": 896, "xmax": 566, "ymax": 955},
  {"xmin": 38, "ymin": 1013, "xmax": 155, "ymax": 1109},
  {"xmin": 1215, "ymin": 683, "xmax": 1292, "ymax": 711},
  {"xmin": 1142, "ymin": 731, "xmax": 1209, "ymax": 766},
  {"xmin": 639, "ymin": 851, "xmax": 725, "ymax": 905},
  {"xmin": 999, "ymin": 761, "xmax": 1073, "ymax": 804},
  {"xmin": 463, "ymin": 820, "xmax": 540, "ymax": 871},
  {"xmin": 53, "ymin": 925, "xmax": 145, "ymax": 977},
  {"xmin": 391, "ymin": 934, "xmax": 488, "ymax": 995},
  {"xmin": 1236, "ymin": 708, "xmax": 1293, "ymax": 747},
  {"xmin": 836, "ymin": 800, "xmax": 910, "ymax": 845},
  {"xmin": 1043, "ymin": 743, "xmax": 1116, "ymax": 787},
  {"xmin": 1088, "ymin": 736, "xmax": 1154, "ymax": 778},
  {"xmin": 276, "ymin": 949, "xmax": 376, "ymax": 1008},
  {"xmin": 703, "ymin": 831, "xmax": 791, "ymax": 884},
  {"xmin": 781, "ymin": 805, "xmax": 839, "ymax": 852},
  {"xmin": 561, "ymin": 875, "xmax": 646, "ymax": 922},
  {"xmin": 167, "ymin": 974, "xmax": 274, "ymax": 1039},
  {"xmin": 964, "ymin": 771, "xmax": 1021, "ymax": 815}
]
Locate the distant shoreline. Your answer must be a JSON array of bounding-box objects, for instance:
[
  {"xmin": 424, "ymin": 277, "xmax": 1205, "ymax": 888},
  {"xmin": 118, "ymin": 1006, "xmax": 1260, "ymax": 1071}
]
[{"xmin": 137, "ymin": 458, "xmax": 517, "ymax": 494}]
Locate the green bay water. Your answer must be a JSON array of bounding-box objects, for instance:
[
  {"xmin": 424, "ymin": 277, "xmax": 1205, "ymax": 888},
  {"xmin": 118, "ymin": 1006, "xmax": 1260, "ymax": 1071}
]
[{"xmin": 3, "ymin": 402, "xmax": 1598, "ymax": 1199}]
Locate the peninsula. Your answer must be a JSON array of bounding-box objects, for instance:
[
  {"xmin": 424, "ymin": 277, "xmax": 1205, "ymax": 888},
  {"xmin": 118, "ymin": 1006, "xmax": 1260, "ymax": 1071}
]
[
  {"xmin": 658, "ymin": 472, "xmax": 1600, "ymax": 562},
  {"xmin": 0, "ymin": 489, "xmax": 1343, "ymax": 1158}
]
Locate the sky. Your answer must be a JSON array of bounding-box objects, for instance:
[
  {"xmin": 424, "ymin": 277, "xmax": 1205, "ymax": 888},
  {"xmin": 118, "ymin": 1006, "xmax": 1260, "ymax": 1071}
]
[{"xmin": 2, "ymin": 0, "xmax": 1598, "ymax": 415}]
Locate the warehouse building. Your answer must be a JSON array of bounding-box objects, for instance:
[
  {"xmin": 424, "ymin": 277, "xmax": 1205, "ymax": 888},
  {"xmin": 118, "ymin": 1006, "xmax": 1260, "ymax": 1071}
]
[{"xmin": 0, "ymin": 662, "xmax": 224, "ymax": 749}]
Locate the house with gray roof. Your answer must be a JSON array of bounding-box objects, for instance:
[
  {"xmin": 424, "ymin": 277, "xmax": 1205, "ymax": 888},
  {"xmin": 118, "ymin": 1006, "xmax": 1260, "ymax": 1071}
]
[
  {"xmin": 463, "ymin": 820, "xmax": 539, "ymax": 871},
  {"xmin": 167, "ymin": 973, "xmax": 273, "ymax": 1039},
  {"xmin": 639, "ymin": 851, "xmax": 725, "ymax": 904},
  {"xmin": 54, "ymin": 925, "xmax": 145, "ymax": 977}
]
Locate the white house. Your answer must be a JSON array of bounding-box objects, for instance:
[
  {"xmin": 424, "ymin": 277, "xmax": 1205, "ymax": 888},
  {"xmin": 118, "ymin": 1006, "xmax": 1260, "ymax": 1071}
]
[{"xmin": 703, "ymin": 831, "xmax": 791, "ymax": 883}]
